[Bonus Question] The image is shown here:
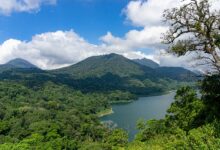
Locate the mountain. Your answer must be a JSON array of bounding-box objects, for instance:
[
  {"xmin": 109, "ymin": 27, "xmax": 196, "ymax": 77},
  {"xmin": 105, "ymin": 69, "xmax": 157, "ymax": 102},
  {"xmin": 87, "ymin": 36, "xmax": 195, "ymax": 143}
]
[
  {"xmin": 155, "ymin": 67, "xmax": 197, "ymax": 81},
  {"xmin": 133, "ymin": 58, "xmax": 159, "ymax": 68},
  {"xmin": 0, "ymin": 58, "xmax": 38, "ymax": 72},
  {"xmin": 52, "ymin": 53, "xmax": 154, "ymax": 78},
  {"xmin": 0, "ymin": 54, "xmax": 198, "ymax": 95},
  {"xmin": 52, "ymin": 53, "xmax": 196, "ymax": 81},
  {"xmin": 6, "ymin": 58, "xmax": 38, "ymax": 69}
]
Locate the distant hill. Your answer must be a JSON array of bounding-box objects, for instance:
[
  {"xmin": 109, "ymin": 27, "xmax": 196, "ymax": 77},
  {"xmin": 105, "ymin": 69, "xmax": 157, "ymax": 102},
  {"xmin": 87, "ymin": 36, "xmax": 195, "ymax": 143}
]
[
  {"xmin": 52, "ymin": 53, "xmax": 153, "ymax": 78},
  {"xmin": 133, "ymin": 58, "xmax": 159, "ymax": 68},
  {"xmin": 0, "ymin": 54, "xmax": 198, "ymax": 95},
  {"xmin": 52, "ymin": 53, "xmax": 196, "ymax": 81},
  {"xmin": 0, "ymin": 58, "xmax": 38, "ymax": 72},
  {"xmin": 155, "ymin": 67, "xmax": 197, "ymax": 81},
  {"xmin": 6, "ymin": 58, "xmax": 38, "ymax": 69}
]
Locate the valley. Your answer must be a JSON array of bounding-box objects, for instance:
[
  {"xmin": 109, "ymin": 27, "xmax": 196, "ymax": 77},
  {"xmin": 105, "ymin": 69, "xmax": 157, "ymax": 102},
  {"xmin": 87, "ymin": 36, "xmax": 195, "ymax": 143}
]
[
  {"xmin": 1, "ymin": 0, "xmax": 220, "ymax": 149},
  {"xmin": 0, "ymin": 53, "xmax": 197, "ymax": 97},
  {"xmin": 0, "ymin": 53, "xmax": 200, "ymax": 149}
]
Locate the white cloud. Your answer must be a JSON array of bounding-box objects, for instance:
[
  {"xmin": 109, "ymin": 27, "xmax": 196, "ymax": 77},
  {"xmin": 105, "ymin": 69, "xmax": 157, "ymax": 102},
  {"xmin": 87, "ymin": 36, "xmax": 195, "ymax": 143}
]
[
  {"xmin": 124, "ymin": 0, "xmax": 181, "ymax": 27},
  {"xmin": 101, "ymin": 26, "xmax": 168, "ymax": 50},
  {"xmin": 101, "ymin": 0, "xmax": 220, "ymax": 71},
  {"xmin": 0, "ymin": 0, "xmax": 219, "ymax": 71},
  {"xmin": 0, "ymin": 0, "xmax": 56, "ymax": 15},
  {"xmin": 210, "ymin": 0, "xmax": 220, "ymax": 10},
  {"xmin": 0, "ymin": 30, "xmax": 151, "ymax": 69},
  {"xmin": 100, "ymin": 0, "xmax": 174, "ymax": 66}
]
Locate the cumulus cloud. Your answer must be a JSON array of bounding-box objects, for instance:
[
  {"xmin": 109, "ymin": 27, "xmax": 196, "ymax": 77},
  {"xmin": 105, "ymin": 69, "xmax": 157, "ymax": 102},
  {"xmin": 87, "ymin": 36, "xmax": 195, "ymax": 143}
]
[
  {"xmin": 100, "ymin": 0, "xmax": 220, "ymax": 71},
  {"xmin": 124, "ymin": 0, "xmax": 180, "ymax": 27},
  {"xmin": 1, "ymin": 0, "xmax": 219, "ymax": 71},
  {"xmin": 100, "ymin": 0, "xmax": 178, "ymax": 62},
  {"xmin": 0, "ymin": 30, "xmax": 151, "ymax": 69},
  {"xmin": 0, "ymin": 0, "xmax": 56, "ymax": 15},
  {"xmin": 124, "ymin": 0, "xmax": 220, "ymax": 27},
  {"xmin": 100, "ymin": 0, "xmax": 178, "ymax": 67},
  {"xmin": 101, "ymin": 26, "xmax": 168, "ymax": 50}
]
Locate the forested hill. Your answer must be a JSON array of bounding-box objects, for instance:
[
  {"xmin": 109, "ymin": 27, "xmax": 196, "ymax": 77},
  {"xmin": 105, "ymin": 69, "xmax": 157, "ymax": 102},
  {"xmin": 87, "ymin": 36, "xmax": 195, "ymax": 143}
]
[
  {"xmin": 0, "ymin": 53, "xmax": 198, "ymax": 95},
  {"xmin": 0, "ymin": 58, "xmax": 39, "ymax": 73},
  {"xmin": 51, "ymin": 53, "xmax": 147, "ymax": 78},
  {"xmin": 51, "ymin": 53, "xmax": 197, "ymax": 81},
  {"xmin": 0, "ymin": 58, "xmax": 38, "ymax": 69}
]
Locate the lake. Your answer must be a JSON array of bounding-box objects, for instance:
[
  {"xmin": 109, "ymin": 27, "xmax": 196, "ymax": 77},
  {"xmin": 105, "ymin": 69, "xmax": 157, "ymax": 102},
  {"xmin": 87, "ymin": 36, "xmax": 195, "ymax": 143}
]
[{"xmin": 100, "ymin": 91, "xmax": 176, "ymax": 140}]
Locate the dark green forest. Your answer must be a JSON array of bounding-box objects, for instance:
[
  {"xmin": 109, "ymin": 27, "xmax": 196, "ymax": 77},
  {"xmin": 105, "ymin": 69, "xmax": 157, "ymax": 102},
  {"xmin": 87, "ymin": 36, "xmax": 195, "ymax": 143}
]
[
  {"xmin": 0, "ymin": 81, "xmax": 129, "ymax": 149},
  {"xmin": 0, "ymin": 50, "xmax": 215, "ymax": 150},
  {"xmin": 1, "ymin": 0, "xmax": 220, "ymax": 148},
  {"xmin": 0, "ymin": 74, "xmax": 219, "ymax": 149}
]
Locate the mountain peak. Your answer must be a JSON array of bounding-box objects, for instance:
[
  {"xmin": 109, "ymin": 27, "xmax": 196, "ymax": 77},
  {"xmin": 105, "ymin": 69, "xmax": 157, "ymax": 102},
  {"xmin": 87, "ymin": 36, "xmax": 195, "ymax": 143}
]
[
  {"xmin": 52, "ymin": 53, "xmax": 147, "ymax": 78},
  {"xmin": 6, "ymin": 58, "xmax": 37, "ymax": 69},
  {"xmin": 100, "ymin": 53, "xmax": 124, "ymax": 59}
]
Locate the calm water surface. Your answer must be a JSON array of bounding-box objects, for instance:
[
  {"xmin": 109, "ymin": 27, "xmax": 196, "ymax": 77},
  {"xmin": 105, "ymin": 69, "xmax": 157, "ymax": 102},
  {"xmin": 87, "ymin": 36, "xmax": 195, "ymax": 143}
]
[{"xmin": 100, "ymin": 92, "xmax": 176, "ymax": 140}]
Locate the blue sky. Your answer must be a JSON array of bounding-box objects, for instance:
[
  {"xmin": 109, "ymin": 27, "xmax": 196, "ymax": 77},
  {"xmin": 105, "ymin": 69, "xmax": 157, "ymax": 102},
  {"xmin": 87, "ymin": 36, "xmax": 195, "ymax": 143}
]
[
  {"xmin": 0, "ymin": 0, "xmax": 134, "ymax": 44},
  {"xmin": 0, "ymin": 0, "xmax": 197, "ymax": 70}
]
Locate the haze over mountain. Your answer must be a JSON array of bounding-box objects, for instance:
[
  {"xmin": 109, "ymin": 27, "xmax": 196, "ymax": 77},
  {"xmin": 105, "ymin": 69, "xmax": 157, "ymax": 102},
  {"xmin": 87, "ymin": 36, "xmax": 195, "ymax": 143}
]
[
  {"xmin": 155, "ymin": 67, "xmax": 197, "ymax": 81},
  {"xmin": 133, "ymin": 58, "xmax": 160, "ymax": 68}
]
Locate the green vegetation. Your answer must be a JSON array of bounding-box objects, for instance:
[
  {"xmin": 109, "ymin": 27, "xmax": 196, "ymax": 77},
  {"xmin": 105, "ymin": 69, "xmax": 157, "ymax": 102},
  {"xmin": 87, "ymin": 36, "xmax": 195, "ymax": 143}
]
[
  {"xmin": 126, "ymin": 75, "xmax": 220, "ymax": 149},
  {"xmin": 0, "ymin": 58, "xmax": 38, "ymax": 73},
  {"xmin": 0, "ymin": 72, "xmax": 219, "ymax": 149},
  {"xmin": 0, "ymin": 54, "xmax": 200, "ymax": 150},
  {"xmin": 1, "ymin": 0, "xmax": 220, "ymax": 149},
  {"xmin": 52, "ymin": 53, "xmax": 146, "ymax": 78},
  {"xmin": 51, "ymin": 53, "xmax": 197, "ymax": 82},
  {"xmin": 121, "ymin": 0, "xmax": 220, "ymax": 148},
  {"xmin": 0, "ymin": 54, "xmax": 197, "ymax": 97},
  {"xmin": 0, "ymin": 81, "xmax": 132, "ymax": 149},
  {"xmin": 0, "ymin": 1, "xmax": 214, "ymax": 147},
  {"xmin": 0, "ymin": 56, "xmax": 218, "ymax": 150},
  {"xmin": 163, "ymin": 0, "xmax": 220, "ymax": 71}
]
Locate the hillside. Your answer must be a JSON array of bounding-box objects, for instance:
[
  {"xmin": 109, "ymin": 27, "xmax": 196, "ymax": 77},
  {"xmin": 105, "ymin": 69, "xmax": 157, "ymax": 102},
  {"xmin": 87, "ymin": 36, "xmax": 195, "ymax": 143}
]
[
  {"xmin": 133, "ymin": 58, "xmax": 159, "ymax": 68},
  {"xmin": 52, "ymin": 53, "xmax": 196, "ymax": 81},
  {"xmin": 0, "ymin": 58, "xmax": 38, "ymax": 72},
  {"xmin": 52, "ymin": 53, "xmax": 153, "ymax": 78},
  {"xmin": 155, "ymin": 67, "xmax": 197, "ymax": 81},
  {"xmin": 0, "ymin": 54, "xmax": 197, "ymax": 95}
]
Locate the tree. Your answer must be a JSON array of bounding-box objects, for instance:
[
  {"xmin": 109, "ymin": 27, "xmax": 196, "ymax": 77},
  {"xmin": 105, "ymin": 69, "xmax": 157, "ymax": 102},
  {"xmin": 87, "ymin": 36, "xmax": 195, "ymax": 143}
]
[
  {"xmin": 105, "ymin": 129, "xmax": 128, "ymax": 147},
  {"xmin": 166, "ymin": 87, "xmax": 204, "ymax": 131},
  {"xmin": 163, "ymin": 0, "xmax": 220, "ymax": 72}
]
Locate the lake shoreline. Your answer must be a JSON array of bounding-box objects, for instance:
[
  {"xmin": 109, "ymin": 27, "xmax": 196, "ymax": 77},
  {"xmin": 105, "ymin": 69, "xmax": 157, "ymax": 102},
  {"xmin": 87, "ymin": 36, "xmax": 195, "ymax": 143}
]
[
  {"xmin": 137, "ymin": 90, "xmax": 176, "ymax": 98},
  {"xmin": 97, "ymin": 108, "xmax": 114, "ymax": 117},
  {"xmin": 100, "ymin": 91, "xmax": 176, "ymax": 140},
  {"xmin": 100, "ymin": 90, "xmax": 176, "ymax": 117},
  {"xmin": 110, "ymin": 100, "xmax": 134, "ymax": 104}
]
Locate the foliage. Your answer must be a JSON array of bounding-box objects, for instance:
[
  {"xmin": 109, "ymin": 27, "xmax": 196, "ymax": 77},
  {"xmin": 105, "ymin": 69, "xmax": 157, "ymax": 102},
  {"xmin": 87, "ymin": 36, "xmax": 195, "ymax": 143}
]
[
  {"xmin": 0, "ymin": 55, "xmax": 211, "ymax": 150},
  {"xmin": 163, "ymin": 0, "xmax": 220, "ymax": 71},
  {"xmin": 0, "ymin": 81, "xmax": 129, "ymax": 149},
  {"xmin": 129, "ymin": 75, "xmax": 220, "ymax": 149},
  {"xmin": 52, "ymin": 53, "xmax": 146, "ymax": 78},
  {"xmin": 0, "ymin": 72, "xmax": 219, "ymax": 149}
]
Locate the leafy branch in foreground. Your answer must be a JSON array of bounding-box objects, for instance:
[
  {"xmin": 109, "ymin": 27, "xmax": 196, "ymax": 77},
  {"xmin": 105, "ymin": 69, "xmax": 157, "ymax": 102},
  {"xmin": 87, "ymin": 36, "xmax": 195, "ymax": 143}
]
[{"xmin": 163, "ymin": 0, "xmax": 220, "ymax": 72}]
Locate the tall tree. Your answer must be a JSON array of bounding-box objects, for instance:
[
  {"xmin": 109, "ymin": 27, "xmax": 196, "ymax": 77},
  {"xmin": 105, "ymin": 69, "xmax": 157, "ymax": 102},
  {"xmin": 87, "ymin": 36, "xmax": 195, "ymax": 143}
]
[{"xmin": 163, "ymin": 0, "xmax": 220, "ymax": 72}]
